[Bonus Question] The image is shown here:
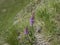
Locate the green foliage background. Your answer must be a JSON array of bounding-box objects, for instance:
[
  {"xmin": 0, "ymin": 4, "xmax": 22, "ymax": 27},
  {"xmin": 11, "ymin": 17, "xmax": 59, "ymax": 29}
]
[{"xmin": 0, "ymin": 0, "xmax": 60, "ymax": 45}]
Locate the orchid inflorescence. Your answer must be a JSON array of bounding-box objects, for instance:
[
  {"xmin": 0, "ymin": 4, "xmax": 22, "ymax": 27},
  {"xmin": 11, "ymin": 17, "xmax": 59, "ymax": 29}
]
[
  {"xmin": 24, "ymin": 26, "xmax": 29, "ymax": 35},
  {"xmin": 24, "ymin": 11, "xmax": 35, "ymax": 35},
  {"xmin": 30, "ymin": 11, "xmax": 35, "ymax": 26},
  {"xmin": 17, "ymin": 10, "xmax": 35, "ymax": 45}
]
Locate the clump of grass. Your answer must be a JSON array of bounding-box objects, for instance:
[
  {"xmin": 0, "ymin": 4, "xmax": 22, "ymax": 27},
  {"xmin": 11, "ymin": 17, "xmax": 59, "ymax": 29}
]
[{"xmin": 36, "ymin": 0, "xmax": 60, "ymax": 45}]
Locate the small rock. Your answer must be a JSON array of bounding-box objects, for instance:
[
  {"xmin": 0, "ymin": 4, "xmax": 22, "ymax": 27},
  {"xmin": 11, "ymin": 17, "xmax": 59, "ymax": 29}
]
[
  {"xmin": 2, "ymin": 9, "xmax": 7, "ymax": 12},
  {"xmin": 3, "ymin": 43, "xmax": 9, "ymax": 45},
  {"xmin": 36, "ymin": 25, "xmax": 42, "ymax": 33}
]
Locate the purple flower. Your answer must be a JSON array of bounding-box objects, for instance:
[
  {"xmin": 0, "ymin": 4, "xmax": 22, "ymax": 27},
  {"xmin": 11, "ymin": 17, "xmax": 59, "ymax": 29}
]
[
  {"xmin": 24, "ymin": 27, "xmax": 29, "ymax": 34},
  {"xmin": 30, "ymin": 15, "xmax": 35, "ymax": 26}
]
